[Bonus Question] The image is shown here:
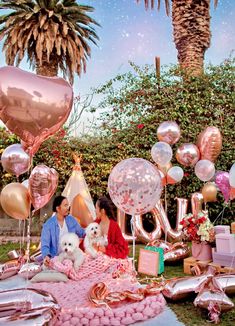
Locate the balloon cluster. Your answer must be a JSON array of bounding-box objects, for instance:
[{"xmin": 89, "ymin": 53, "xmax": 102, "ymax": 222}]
[{"xmin": 0, "ymin": 66, "xmax": 73, "ymax": 219}]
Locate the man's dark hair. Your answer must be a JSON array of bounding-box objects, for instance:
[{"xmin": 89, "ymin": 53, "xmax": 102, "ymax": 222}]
[{"xmin": 52, "ymin": 195, "xmax": 66, "ymax": 212}]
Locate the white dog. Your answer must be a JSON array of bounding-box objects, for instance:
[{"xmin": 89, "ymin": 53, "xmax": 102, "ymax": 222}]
[
  {"xmin": 84, "ymin": 222, "xmax": 108, "ymax": 258},
  {"xmin": 57, "ymin": 232, "xmax": 85, "ymax": 270}
]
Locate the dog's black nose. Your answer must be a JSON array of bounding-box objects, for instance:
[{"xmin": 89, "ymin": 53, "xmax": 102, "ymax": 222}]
[
  {"xmin": 65, "ymin": 248, "xmax": 68, "ymax": 252},
  {"xmin": 94, "ymin": 231, "xmax": 97, "ymax": 234}
]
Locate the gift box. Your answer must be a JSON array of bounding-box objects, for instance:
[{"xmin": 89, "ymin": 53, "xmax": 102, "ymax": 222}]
[
  {"xmin": 215, "ymin": 233, "xmax": 235, "ymax": 254},
  {"xmin": 214, "ymin": 225, "xmax": 230, "ymax": 235},
  {"xmin": 212, "ymin": 248, "xmax": 235, "ymax": 268},
  {"xmin": 231, "ymin": 222, "xmax": 235, "ymax": 234},
  {"xmin": 138, "ymin": 247, "xmax": 164, "ymax": 276}
]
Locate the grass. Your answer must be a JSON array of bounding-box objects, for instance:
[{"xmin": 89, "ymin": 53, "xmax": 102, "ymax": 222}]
[{"xmin": 0, "ymin": 242, "xmax": 234, "ymax": 325}]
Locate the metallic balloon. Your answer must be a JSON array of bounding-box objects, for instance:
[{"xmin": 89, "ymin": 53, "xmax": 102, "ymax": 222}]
[
  {"xmin": 229, "ymin": 163, "xmax": 235, "ymax": 187},
  {"xmin": 0, "ymin": 66, "xmax": 73, "ymax": 156},
  {"xmin": 197, "ymin": 126, "xmax": 222, "ymax": 162},
  {"xmin": 1, "ymin": 144, "xmax": 32, "ymax": 177},
  {"xmin": 157, "ymin": 121, "xmax": 181, "ymax": 145},
  {"xmin": 0, "ymin": 307, "xmax": 59, "ymax": 325},
  {"xmin": 201, "ymin": 182, "xmax": 217, "ymax": 203},
  {"xmin": 148, "ymin": 240, "xmax": 190, "ymax": 262},
  {"xmin": 191, "ymin": 192, "xmax": 204, "ymax": 216},
  {"xmin": 215, "ymin": 274, "xmax": 235, "ymax": 295},
  {"xmin": 0, "ymin": 260, "xmax": 21, "ymax": 280},
  {"xmin": 0, "ymin": 288, "xmax": 60, "ymax": 312},
  {"xmin": 133, "ymin": 207, "xmax": 162, "ymax": 243},
  {"xmin": 108, "ymin": 158, "xmax": 162, "ymax": 215},
  {"xmin": 194, "ymin": 278, "xmax": 234, "ymax": 312},
  {"xmin": 30, "ymin": 249, "xmax": 43, "ymax": 264},
  {"xmin": 18, "ymin": 263, "xmax": 42, "ymax": 279},
  {"xmin": 0, "ymin": 183, "xmax": 30, "ymax": 220},
  {"xmin": 155, "ymin": 198, "xmax": 188, "ymax": 242},
  {"xmin": 29, "ymin": 165, "xmax": 58, "ymax": 211},
  {"xmin": 162, "ymin": 271, "xmax": 216, "ymax": 301},
  {"xmin": 176, "ymin": 143, "xmax": 200, "ymax": 167},
  {"xmin": 117, "ymin": 209, "xmax": 136, "ymax": 242},
  {"xmin": 215, "ymin": 171, "xmax": 230, "ymax": 202},
  {"xmin": 230, "ymin": 187, "xmax": 235, "ymax": 201}
]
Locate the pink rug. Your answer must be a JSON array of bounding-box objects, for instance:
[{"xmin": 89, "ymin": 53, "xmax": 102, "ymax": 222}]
[{"xmin": 32, "ymin": 255, "xmax": 166, "ymax": 325}]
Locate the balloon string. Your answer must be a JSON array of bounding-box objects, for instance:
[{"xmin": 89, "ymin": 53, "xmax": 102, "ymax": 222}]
[
  {"xmin": 130, "ymin": 215, "xmax": 136, "ymax": 271},
  {"xmin": 213, "ymin": 206, "xmax": 226, "ymax": 225},
  {"xmin": 164, "ymin": 186, "xmax": 168, "ymax": 214}
]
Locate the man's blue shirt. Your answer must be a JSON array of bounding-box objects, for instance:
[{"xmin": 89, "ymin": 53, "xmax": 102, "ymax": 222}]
[{"xmin": 41, "ymin": 214, "xmax": 85, "ymax": 258}]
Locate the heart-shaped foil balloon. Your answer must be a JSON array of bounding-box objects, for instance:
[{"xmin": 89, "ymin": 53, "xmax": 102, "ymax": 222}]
[{"xmin": 0, "ymin": 66, "xmax": 73, "ymax": 156}]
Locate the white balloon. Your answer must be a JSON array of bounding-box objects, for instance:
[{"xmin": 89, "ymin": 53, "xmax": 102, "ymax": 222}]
[
  {"xmin": 229, "ymin": 163, "xmax": 235, "ymax": 187},
  {"xmin": 151, "ymin": 141, "xmax": 173, "ymax": 166},
  {"xmin": 195, "ymin": 160, "xmax": 215, "ymax": 182},
  {"xmin": 167, "ymin": 166, "xmax": 184, "ymax": 184}
]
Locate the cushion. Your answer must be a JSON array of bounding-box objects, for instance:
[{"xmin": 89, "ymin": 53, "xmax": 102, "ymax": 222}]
[{"xmin": 30, "ymin": 270, "xmax": 68, "ymax": 283}]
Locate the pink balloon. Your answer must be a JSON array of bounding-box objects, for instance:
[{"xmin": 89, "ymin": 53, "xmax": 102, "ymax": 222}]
[
  {"xmin": 176, "ymin": 143, "xmax": 200, "ymax": 167},
  {"xmin": 167, "ymin": 166, "xmax": 184, "ymax": 184},
  {"xmin": 157, "ymin": 121, "xmax": 181, "ymax": 145},
  {"xmin": 151, "ymin": 141, "xmax": 173, "ymax": 166},
  {"xmin": 0, "ymin": 66, "xmax": 73, "ymax": 156},
  {"xmin": 215, "ymin": 171, "xmax": 230, "ymax": 202},
  {"xmin": 29, "ymin": 165, "xmax": 58, "ymax": 210},
  {"xmin": 195, "ymin": 160, "xmax": 215, "ymax": 182},
  {"xmin": 1, "ymin": 144, "xmax": 31, "ymax": 177},
  {"xmin": 108, "ymin": 158, "xmax": 162, "ymax": 215}
]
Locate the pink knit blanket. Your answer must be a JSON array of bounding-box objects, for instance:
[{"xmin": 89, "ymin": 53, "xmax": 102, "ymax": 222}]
[{"xmin": 32, "ymin": 255, "xmax": 166, "ymax": 325}]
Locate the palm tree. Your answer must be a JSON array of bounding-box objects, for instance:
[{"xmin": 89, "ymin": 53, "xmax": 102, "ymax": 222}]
[
  {"xmin": 137, "ymin": 0, "xmax": 218, "ymax": 76},
  {"xmin": 0, "ymin": 0, "xmax": 99, "ymax": 83}
]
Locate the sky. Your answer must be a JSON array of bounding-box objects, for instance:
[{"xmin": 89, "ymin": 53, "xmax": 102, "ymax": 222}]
[{"xmin": 0, "ymin": 0, "xmax": 234, "ymax": 133}]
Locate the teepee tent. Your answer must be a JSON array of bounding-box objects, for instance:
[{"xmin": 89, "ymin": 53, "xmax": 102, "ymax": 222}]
[{"xmin": 62, "ymin": 153, "xmax": 96, "ymax": 227}]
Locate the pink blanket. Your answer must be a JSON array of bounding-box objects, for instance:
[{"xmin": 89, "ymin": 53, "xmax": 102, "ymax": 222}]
[{"xmin": 32, "ymin": 255, "xmax": 166, "ymax": 325}]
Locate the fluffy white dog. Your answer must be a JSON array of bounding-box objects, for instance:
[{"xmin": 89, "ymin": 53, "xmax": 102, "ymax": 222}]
[
  {"xmin": 84, "ymin": 222, "xmax": 107, "ymax": 258},
  {"xmin": 57, "ymin": 232, "xmax": 85, "ymax": 270}
]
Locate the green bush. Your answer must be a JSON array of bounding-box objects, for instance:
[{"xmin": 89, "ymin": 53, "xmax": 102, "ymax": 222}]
[{"xmin": 1, "ymin": 59, "xmax": 234, "ymax": 225}]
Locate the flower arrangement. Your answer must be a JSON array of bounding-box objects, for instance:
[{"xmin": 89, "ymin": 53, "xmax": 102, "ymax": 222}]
[{"xmin": 180, "ymin": 211, "xmax": 215, "ymax": 243}]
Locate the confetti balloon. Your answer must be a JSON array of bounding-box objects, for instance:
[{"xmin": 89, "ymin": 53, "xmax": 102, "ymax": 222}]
[{"xmin": 108, "ymin": 158, "xmax": 162, "ymax": 215}]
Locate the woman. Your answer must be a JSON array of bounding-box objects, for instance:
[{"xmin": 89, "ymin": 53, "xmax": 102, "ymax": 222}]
[
  {"xmin": 41, "ymin": 195, "xmax": 85, "ymax": 266},
  {"xmin": 95, "ymin": 196, "xmax": 129, "ymax": 259}
]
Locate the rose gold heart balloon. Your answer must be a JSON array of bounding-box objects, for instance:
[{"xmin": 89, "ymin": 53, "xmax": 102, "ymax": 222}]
[
  {"xmin": 197, "ymin": 127, "xmax": 222, "ymax": 162},
  {"xmin": 176, "ymin": 143, "xmax": 200, "ymax": 167},
  {"xmin": 0, "ymin": 66, "xmax": 73, "ymax": 156},
  {"xmin": 29, "ymin": 164, "xmax": 59, "ymax": 211}
]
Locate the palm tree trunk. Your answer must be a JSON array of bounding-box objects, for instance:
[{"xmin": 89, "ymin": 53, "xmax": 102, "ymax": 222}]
[
  {"xmin": 36, "ymin": 53, "xmax": 58, "ymax": 77},
  {"xmin": 172, "ymin": 0, "xmax": 211, "ymax": 76}
]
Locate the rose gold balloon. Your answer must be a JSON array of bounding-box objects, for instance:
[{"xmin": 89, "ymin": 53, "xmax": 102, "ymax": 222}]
[
  {"xmin": 149, "ymin": 240, "xmax": 190, "ymax": 262},
  {"xmin": 197, "ymin": 126, "xmax": 222, "ymax": 162},
  {"xmin": 155, "ymin": 198, "xmax": 188, "ymax": 242},
  {"xmin": 202, "ymin": 182, "xmax": 217, "ymax": 203},
  {"xmin": 18, "ymin": 262, "xmax": 42, "ymax": 279},
  {"xmin": 29, "ymin": 165, "xmax": 58, "ymax": 211},
  {"xmin": 0, "ymin": 260, "xmax": 21, "ymax": 280},
  {"xmin": 191, "ymin": 192, "xmax": 204, "ymax": 216},
  {"xmin": 157, "ymin": 162, "xmax": 172, "ymax": 175},
  {"xmin": 176, "ymin": 143, "xmax": 200, "ymax": 167},
  {"xmin": 0, "ymin": 183, "xmax": 30, "ymax": 220},
  {"xmin": 0, "ymin": 307, "xmax": 59, "ymax": 325},
  {"xmin": 71, "ymin": 194, "xmax": 94, "ymax": 227},
  {"xmin": 162, "ymin": 272, "xmax": 215, "ymax": 301},
  {"xmin": 0, "ymin": 66, "xmax": 73, "ymax": 156},
  {"xmin": 1, "ymin": 144, "xmax": 32, "ymax": 177},
  {"xmin": 194, "ymin": 278, "xmax": 234, "ymax": 312},
  {"xmin": 133, "ymin": 208, "xmax": 162, "ymax": 243},
  {"xmin": 230, "ymin": 187, "xmax": 235, "ymax": 201},
  {"xmin": 157, "ymin": 121, "xmax": 181, "ymax": 145},
  {"xmin": 215, "ymin": 274, "xmax": 235, "ymax": 295},
  {"xmin": 117, "ymin": 209, "xmax": 136, "ymax": 243}
]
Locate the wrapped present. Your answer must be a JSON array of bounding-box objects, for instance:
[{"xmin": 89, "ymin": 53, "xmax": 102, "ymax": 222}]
[
  {"xmin": 212, "ymin": 248, "xmax": 235, "ymax": 268},
  {"xmin": 138, "ymin": 247, "xmax": 164, "ymax": 276},
  {"xmin": 215, "ymin": 233, "xmax": 235, "ymax": 254},
  {"xmin": 214, "ymin": 225, "xmax": 230, "ymax": 235}
]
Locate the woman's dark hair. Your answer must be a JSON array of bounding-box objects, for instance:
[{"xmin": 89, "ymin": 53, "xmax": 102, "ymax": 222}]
[
  {"xmin": 97, "ymin": 196, "xmax": 116, "ymax": 220},
  {"xmin": 52, "ymin": 195, "xmax": 66, "ymax": 212}
]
